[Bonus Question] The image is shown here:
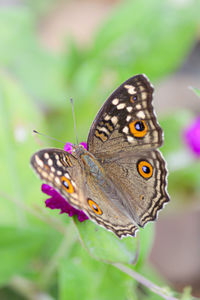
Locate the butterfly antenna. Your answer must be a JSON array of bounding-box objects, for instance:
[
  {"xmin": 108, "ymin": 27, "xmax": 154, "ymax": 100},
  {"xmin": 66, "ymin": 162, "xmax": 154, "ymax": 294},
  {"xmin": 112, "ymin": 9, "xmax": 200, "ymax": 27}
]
[
  {"xmin": 70, "ymin": 97, "xmax": 79, "ymax": 145},
  {"xmin": 33, "ymin": 130, "xmax": 66, "ymax": 145}
]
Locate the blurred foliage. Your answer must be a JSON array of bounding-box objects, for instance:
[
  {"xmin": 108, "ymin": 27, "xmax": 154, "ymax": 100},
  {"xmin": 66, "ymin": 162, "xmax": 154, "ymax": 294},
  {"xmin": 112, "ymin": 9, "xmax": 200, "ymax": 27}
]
[
  {"xmin": 0, "ymin": 0, "xmax": 200, "ymax": 299},
  {"xmin": 192, "ymin": 87, "xmax": 200, "ymax": 97}
]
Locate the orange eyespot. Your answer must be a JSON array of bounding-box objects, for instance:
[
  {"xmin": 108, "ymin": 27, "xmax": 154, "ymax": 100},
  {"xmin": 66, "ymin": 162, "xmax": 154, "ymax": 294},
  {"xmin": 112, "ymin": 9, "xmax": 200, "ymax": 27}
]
[
  {"xmin": 61, "ymin": 176, "xmax": 74, "ymax": 193},
  {"xmin": 140, "ymin": 194, "xmax": 145, "ymax": 201},
  {"xmin": 129, "ymin": 120, "xmax": 147, "ymax": 137},
  {"xmin": 137, "ymin": 160, "xmax": 153, "ymax": 179},
  {"xmin": 88, "ymin": 199, "xmax": 102, "ymax": 215},
  {"xmin": 130, "ymin": 95, "xmax": 137, "ymax": 103}
]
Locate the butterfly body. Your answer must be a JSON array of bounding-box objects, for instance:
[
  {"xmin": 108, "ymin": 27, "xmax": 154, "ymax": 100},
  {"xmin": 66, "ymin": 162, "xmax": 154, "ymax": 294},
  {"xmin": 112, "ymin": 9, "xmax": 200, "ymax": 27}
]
[
  {"xmin": 31, "ymin": 74, "xmax": 169, "ymax": 238},
  {"xmin": 79, "ymin": 148, "xmax": 105, "ymax": 181}
]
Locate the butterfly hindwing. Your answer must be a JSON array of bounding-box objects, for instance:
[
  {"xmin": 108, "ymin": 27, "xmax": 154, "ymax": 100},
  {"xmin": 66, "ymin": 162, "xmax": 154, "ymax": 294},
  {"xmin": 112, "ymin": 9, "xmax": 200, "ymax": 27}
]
[
  {"xmin": 101, "ymin": 149, "xmax": 169, "ymax": 228},
  {"xmin": 79, "ymin": 158, "xmax": 138, "ymax": 238}
]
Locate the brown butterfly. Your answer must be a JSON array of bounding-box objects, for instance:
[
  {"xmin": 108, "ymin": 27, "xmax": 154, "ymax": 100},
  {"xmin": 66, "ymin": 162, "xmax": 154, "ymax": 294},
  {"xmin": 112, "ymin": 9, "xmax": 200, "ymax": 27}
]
[{"xmin": 31, "ymin": 74, "xmax": 169, "ymax": 238}]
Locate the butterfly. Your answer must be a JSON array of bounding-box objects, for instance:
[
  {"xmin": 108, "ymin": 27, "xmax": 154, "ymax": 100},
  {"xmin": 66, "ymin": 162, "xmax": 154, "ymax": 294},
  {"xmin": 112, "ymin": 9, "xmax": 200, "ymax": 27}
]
[{"xmin": 31, "ymin": 74, "xmax": 169, "ymax": 238}]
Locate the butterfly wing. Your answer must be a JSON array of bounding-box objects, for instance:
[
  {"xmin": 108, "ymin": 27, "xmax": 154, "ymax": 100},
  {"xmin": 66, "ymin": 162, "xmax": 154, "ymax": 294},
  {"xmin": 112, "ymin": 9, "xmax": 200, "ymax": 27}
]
[
  {"xmin": 101, "ymin": 149, "xmax": 169, "ymax": 227},
  {"xmin": 31, "ymin": 148, "xmax": 84, "ymax": 210},
  {"xmin": 80, "ymin": 163, "xmax": 138, "ymax": 238},
  {"xmin": 87, "ymin": 74, "xmax": 162, "ymax": 157},
  {"xmin": 31, "ymin": 147, "xmax": 138, "ymax": 238}
]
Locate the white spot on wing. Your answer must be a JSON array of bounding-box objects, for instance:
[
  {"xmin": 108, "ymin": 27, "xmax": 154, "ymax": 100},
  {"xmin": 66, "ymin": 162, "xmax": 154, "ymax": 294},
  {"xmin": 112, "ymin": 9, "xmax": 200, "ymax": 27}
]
[
  {"xmin": 136, "ymin": 104, "xmax": 142, "ymax": 110},
  {"xmin": 126, "ymin": 106, "xmax": 133, "ymax": 112},
  {"xmin": 124, "ymin": 84, "xmax": 136, "ymax": 95},
  {"xmin": 141, "ymin": 92, "xmax": 147, "ymax": 100},
  {"xmin": 48, "ymin": 159, "xmax": 53, "ymax": 166},
  {"xmin": 55, "ymin": 177, "xmax": 61, "ymax": 185},
  {"xmin": 51, "ymin": 167, "xmax": 55, "ymax": 172},
  {"xmin": 41, "ymin": 171, "xmax": 48, "ymax": 178},
  {"xmin": 71, "ymin": 180, "xmax": 76, "ymax": 188},
  {"xmin": 122, "ymin": 126, "xmax": 129, "ymax": 134},
  {"xmin": 97, "ymin": 126, "xmax": 109, "ymax": 135},
  {"xmin": 127, "ymin": 136, "xmax": 134, "ymax": 143},
  {"xmin": 111, "ymin": 116, "xmax": 118, "ymax": 126},
  {"xmin": 117, "ymin": 103, "xmax": 126, "ymax": 110},
  {"xmin": 56, "ymin": 160, "xmax": 62, "ymax": 167},
  {"xmin": 104, "ymin": 114, "xmax": 111, "ymax": 121},
  {"xmin": 142, "ymin": 101, "xmax": 147, "ymax": 109},
  {"xmin": 112, "ymin": 98, "xmax": 119, "ymax": 105},
  {"xmin": 44, "ymin": 153, "xmax": 49, "ymax": 159},
  {"xmin": 139, "ymin": 86, "xmax": 145, "ymax": 92},
  {"xmin": 35, "ymin": 155, "xmax": 44, "ymax": 168},
  {"xmin": 137, "ymin": 111, "xmax": 145, "ymax": 119}
]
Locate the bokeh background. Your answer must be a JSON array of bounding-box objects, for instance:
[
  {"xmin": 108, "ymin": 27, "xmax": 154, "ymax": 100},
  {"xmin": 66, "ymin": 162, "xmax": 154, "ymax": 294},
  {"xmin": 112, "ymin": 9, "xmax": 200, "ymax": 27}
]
[{"xmin": 0, "ymin": 0, "xmax": 200, "ymax": 299}]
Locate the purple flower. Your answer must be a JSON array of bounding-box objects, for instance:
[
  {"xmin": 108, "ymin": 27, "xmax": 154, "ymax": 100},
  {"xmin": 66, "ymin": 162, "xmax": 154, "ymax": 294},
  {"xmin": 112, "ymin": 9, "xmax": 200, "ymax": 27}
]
[
  {"xmin": 42, "ymin": 142, "xmax": 88, "ymax": 222},
  {"xmin": 64, "ymin": 142, "xmax": 87, "ymax": 152},
  {"xmin": 184, "ymin": 117, "xmax": 200, "ymax": 157}
]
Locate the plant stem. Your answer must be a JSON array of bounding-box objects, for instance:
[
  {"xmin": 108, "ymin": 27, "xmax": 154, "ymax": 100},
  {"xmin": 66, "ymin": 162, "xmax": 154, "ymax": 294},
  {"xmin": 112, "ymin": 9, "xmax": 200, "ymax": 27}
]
[
  {"xmin": 113, "ymin": 262, "xmax": 178, "ymax": 300},
  {"xmin": 9, "ymin": 276, "xmax": 54, "ymax": 300}
]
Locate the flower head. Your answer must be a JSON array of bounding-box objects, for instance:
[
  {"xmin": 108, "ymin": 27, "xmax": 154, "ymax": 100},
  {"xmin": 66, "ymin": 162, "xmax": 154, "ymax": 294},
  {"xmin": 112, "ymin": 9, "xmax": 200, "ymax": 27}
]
[
  {"xmin": 42, "ymin": 142, "xmax": 88, "ymax": 222},
  {"xmin": 184, "ymin": 117, "xmax": 200, "ymax": 158},
  {"xmin": 64, "ymin": 142, "xmax": 87, "ymax": 152}
]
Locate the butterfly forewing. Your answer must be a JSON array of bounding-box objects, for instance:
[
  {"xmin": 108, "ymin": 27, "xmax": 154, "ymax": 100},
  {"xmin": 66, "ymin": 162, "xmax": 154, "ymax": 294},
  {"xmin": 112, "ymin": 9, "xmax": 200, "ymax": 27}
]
[
  {"xmin": 87, "ymin": 74, "xmax": 163, "ymax": 157},
  {"xmin": 31, "ymin": 148, "xmax": 84, "ymax": 210}
]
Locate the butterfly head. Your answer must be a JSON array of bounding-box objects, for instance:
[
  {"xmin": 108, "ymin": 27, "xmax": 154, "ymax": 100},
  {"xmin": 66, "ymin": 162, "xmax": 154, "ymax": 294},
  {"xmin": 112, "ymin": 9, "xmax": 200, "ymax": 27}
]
[{"xmin": 71, "ymin": 143, "xmax": 88, "ymax": 156}]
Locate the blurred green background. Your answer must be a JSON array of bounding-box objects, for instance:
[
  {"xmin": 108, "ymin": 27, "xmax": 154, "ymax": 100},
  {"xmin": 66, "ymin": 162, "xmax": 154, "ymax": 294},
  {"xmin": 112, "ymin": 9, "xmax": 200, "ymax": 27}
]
[{"xmin": 0, "ymin": 0, "xmax": 200, "ymax": 299}]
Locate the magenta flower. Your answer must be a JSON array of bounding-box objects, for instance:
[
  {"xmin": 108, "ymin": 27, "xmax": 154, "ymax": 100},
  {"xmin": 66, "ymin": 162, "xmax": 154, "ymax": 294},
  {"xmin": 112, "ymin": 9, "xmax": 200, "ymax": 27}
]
[
  {"xmin": 184, "ymin": 117, "xmax": 200, "ymax": 157},
  {"xmin": 42, "ymin": 142, "xmax": 88, "ymax": 222},
  {"xmin": 64, "ymin": 142, "xmax": 87, "ymax": 152}
]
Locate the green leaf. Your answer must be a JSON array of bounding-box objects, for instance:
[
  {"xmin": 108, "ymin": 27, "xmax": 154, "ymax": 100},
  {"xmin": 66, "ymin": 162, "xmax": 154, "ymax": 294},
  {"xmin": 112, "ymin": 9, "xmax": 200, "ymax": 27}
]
[
  {"xmin": 0, "ymin": 226, "xmax": 47, "ymax": 286},
  {"xmin": 134, "ymin": 223, "xmax": 155, "ymax": 270},
  {"xmin": 91, "ymin": 0, "xmax": 199, "ymax": 80},
  {"xmin": 169, "ymin": 160, "xmax": 200, "ymax": 193},
  {"xmin": 0, "ymin": 71, "xmax": 45, "ymax": 226},
  {"xmin": 0, "ymin": 8, "xmax": 65, "ymax": 107},
  {"xmin": 74, "ymin": 217, "xmax": 153, "ymax": 264},
  {"xmin": 59, "ymin": 244, "xmax": 132, "ymax": 300},
  {"xmin": 63, "ymin": 0, "xmax": 200, "ymax": 115}
]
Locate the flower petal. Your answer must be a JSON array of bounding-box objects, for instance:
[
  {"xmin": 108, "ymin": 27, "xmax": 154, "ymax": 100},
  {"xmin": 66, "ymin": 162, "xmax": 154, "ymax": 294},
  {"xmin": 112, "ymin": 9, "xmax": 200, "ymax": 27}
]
[
  {"xmin": 64, "ymin": 142, "xmax": 87, "ymax": 153},
  {"xmin": 42, "ymin": 184, "xmax": 88, "ymax": 222},
  {"xmin": 64, "ymin": 142, "xmax": 73, "ymax": 153},
  {"xmin": 184, "ymin": 117, "xmax": 200, "ymax": 157}
]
